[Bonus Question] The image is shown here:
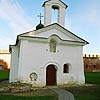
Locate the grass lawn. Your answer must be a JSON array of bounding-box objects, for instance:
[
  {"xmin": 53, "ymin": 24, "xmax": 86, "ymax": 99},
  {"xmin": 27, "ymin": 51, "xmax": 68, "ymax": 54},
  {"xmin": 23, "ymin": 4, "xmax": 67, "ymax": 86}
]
[
  {"xmin": 0, "ymin": 71, "xmax": 58, "ymax": 100},
  {"xmin": 63, "ymin": 85, "xmax": 100, "ymax": 100},
  {"xmin": 0, "ymin": 71, "xmax": 100, "ymax": 100},
  {"xmin": 63, "ymin": 72, "xmax": 100, "ymax": 100},
  {"xmin": 0, "ymin": 94, "xmax": 55, "ymax": 100},
  {"xmin": 0, "ymin": 71, "xmax": 9, "ymax": 80},
  {"xmin": 85, "ymin": 72, "xmax": 100, "ymax": 84}
]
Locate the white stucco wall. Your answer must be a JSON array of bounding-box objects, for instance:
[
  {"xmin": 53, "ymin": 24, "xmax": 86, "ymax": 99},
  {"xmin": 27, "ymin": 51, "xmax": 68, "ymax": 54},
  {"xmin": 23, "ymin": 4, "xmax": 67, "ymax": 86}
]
[
  {"xmin": 15, "ymin": 38, "xmax": 85, "ymax": 87},
  {"xmin": 44, "ymin": 0, "xmax": 66, "ymax": 27},
  {"xmin": 34, "ymin": 28, "xmax": 75, "ymax": 41},
  {"xmin": 9, "ymin": 46, "xmax": 19, "ymax": 82}
]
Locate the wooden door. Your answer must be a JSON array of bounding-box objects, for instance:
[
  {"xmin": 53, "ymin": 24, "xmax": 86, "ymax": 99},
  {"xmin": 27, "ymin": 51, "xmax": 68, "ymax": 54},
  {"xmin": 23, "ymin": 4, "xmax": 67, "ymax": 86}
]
[{"xmin": 46, "ymin": 65, "xmax": 56, "ymax": 86}]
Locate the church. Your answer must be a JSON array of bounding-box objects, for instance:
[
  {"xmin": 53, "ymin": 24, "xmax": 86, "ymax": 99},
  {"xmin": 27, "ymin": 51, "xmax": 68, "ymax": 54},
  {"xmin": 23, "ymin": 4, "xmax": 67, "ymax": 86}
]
[{"xmin": 9, "ymin": 0, "xmax": 88, "ymax": 86}]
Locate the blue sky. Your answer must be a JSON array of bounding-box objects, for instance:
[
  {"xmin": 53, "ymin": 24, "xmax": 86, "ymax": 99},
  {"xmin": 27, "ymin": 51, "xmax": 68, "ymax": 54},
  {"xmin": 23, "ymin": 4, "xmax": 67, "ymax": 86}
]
[{"xmin": 0, "ymin": 0, "xmax": 100, "ymax": 54}]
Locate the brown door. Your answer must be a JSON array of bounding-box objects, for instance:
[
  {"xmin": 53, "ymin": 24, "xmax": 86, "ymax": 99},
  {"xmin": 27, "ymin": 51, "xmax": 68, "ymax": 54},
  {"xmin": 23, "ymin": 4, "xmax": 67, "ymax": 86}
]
[{"xmin": 46, "ymin": 65, "xmax": 56, "ymax": 86}]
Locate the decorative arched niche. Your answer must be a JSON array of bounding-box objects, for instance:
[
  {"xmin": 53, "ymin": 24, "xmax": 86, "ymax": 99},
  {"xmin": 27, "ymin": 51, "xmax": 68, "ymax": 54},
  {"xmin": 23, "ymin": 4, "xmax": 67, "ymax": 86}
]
[
  {"xmin": 30, "ymin": 72, "xmax": 38, "ymax": 81},
  {"xmin": 48, "ymin": 34, "xmax": 60, "ymax": 53},
  {"xmin": 49, "ymin": 39, "xmax": 57, "ymax": 52}
]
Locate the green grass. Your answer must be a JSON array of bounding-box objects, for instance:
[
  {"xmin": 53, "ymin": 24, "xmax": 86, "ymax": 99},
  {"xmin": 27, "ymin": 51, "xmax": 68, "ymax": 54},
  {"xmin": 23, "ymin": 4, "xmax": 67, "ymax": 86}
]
[
  {"xmin": 0, "ymin": 71, "xmax": 57, "ymax": 100},
  {"xmin": 0, "ymin": 72, "xmax": 100, "ymax": 100},
  {"xmin": 64, "ymin": 86, "xmax": 100, "ymax": 100},
  {"xmin": 0, "ymin": 94, "xmax": 55, "ymax": 100},
  {"xmin": 63, "ymin": 72, "xmax": 100, "ymax": 100},
  {"xmin": 0, "ymin": 71, "xmax": 9, "ymax": 80},
  {"xmin": 85, "ymin": 72, "xmax": 100, "ymax": 84}
]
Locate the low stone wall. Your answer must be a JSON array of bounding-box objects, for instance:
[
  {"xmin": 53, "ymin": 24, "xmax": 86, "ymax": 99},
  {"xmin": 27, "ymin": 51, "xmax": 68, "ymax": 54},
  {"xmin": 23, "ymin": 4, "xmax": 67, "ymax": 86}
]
[{"xmin": 0, "ymin": 81, "xmax": 38, "ymax": 93}]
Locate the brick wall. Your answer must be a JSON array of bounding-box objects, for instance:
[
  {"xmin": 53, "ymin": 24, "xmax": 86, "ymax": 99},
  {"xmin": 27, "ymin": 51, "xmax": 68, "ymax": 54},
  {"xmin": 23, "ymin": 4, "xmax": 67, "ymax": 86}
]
[
  {"xmin": 0, "ymin": 59, "xmax": 9, "ymax": 71},
  {"xmin": 83, "ymin": 54, "xmax": 100, "ymax": 72},
  {"xmin": 0, "ymin": 50, "xmax": 10, "ymax": 71}
]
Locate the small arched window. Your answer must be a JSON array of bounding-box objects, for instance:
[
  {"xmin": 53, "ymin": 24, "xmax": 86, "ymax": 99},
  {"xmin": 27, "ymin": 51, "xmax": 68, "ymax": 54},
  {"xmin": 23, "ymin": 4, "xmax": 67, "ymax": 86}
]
[
  {"xmin": 63, "ymin": 64, "xmax": 69, "ymax": 73},
  {"xmin": 49, "ymin": 39, "xmax": 56, "ymax": 52}
]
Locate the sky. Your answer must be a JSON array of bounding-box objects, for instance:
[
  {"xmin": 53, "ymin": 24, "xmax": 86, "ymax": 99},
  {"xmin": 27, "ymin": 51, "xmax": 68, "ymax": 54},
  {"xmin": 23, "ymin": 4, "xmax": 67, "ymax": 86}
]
[{"xmin": 0, "ymin": 0, "xmax": 100, "ymax": 54}]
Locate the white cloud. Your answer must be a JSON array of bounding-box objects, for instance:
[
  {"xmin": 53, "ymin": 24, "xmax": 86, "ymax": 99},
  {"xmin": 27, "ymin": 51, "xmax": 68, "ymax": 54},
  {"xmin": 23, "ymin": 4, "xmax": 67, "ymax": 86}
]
[
  {"xmin": 65, "ymin": 1, "xmax": 100, "ymax": 54},
  {"xmin": 0, "ymin": 0, "xmax": 33, "ymax": 35},
  {"xmin": 0, "ymin": 35, "xmax": 15, "ymax": 50},
  {"xmin": 0, "ymin": 0, "xmax": 34, "ymax": 49},
  {"xmin": 65, "ymin": 17, "xmax": 72, "ymax": 30}
]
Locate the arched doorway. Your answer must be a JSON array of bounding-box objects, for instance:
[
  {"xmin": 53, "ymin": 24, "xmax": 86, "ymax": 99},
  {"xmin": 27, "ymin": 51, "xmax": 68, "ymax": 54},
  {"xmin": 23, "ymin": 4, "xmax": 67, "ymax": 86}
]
[{"xmin": 46, "ymin": 65, "xmax": 57, "ymax": 86}]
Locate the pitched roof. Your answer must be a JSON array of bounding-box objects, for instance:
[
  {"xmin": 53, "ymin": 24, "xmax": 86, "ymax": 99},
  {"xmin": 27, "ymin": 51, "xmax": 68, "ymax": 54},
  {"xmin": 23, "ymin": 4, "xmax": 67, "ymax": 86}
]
[
  {"xmin": 20, "ymin": 23, "xmax": 89, "ymax": 44},
  {"xmin": 9, "ymin": 23, "xmax": 89, "ymax": 52},
  {"xmin": 42, "ymin": 0, "xmax": 68, "ymax": 8}
]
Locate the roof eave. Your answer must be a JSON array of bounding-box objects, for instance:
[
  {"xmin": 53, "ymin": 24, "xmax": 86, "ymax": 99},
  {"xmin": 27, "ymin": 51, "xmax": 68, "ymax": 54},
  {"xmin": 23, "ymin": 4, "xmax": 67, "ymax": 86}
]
[
  {"xmin": 9, "ymin": 35, "xmax": 20, "ymax": 53},
  {"xmin": 42, "ymin": 0, "xmax": 68, "ymax": 9}
]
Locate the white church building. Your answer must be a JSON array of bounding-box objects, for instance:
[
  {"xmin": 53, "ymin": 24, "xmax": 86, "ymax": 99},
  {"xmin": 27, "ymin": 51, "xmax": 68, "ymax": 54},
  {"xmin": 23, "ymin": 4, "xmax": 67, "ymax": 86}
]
[{"xmin": 9, "ymin": 0, "xmax": 88, "ymax": 86}]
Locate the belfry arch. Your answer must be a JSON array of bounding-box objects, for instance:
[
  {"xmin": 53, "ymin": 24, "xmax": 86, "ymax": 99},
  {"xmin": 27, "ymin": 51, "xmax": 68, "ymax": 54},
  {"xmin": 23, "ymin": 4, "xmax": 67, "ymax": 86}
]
[
  {"xmin": 43, "ymin": 0, "xmax": 68, "ymax": 27},
  {"xmin": 52, "ymin": 5, "xmax": 59, "ymax": 24}
]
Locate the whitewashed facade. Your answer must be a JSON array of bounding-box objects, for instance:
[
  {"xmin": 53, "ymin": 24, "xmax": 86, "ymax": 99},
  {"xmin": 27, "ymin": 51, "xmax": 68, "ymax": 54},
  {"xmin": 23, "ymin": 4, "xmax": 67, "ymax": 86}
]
[{"xmin": 9, "ymin": 0, "xmax": 88, "ymax": 87}]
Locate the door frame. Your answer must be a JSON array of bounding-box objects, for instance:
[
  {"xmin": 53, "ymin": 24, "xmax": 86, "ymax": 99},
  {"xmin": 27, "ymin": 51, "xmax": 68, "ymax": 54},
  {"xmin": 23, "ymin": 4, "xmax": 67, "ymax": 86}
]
[{"xmin": 46, "ymin": 64, "xmax": 57, "ymax": 86}]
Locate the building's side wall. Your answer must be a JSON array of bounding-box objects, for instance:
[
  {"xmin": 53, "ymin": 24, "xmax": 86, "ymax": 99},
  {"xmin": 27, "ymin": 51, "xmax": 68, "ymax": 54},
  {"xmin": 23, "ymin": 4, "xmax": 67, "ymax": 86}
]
[
  {"xmin": 9, "ymin": 46, "xmax": 19, "ymax": 82},
  {"xmin": 18, "ymin": 39, "xmax": 85, "ymax": 87}
]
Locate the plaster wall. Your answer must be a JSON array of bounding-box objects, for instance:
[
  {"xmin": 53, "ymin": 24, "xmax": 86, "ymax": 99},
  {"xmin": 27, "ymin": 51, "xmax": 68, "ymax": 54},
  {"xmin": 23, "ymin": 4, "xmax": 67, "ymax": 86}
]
[
  {"xmin": 34, "ymin": 28, "xmax": 75, "ymax": 41},
  {"xmin": 9, "ymin": 46, "xmax": 19, "ymax": 82},
  {"xmin": 44, "ymin": 0, "xmax": 66, "ymax": 27},
  {"xmin": 17, "ymin": 39, "xmax": 85, "ymax": 86}
]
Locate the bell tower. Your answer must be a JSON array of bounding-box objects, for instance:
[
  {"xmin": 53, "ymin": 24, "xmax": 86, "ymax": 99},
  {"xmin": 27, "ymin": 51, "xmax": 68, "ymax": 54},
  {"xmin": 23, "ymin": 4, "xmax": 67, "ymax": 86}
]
[{"xmin": 43, "ymin": 0, "xmax": 68, "ymax": 27}]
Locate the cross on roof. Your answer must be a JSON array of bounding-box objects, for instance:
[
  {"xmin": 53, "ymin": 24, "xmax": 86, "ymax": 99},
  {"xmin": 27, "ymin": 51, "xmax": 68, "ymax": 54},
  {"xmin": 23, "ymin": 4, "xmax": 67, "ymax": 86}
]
[{"xmin": 38, "ymin": 13, "xmax": 43, "ymax": 21}]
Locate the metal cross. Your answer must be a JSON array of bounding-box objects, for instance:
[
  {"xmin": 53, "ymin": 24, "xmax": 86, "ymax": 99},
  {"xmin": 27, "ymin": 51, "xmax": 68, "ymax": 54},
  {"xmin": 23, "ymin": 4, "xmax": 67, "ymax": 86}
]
[{"xmin": 38, "ymin": 13, "xmax": 43, "ymax": 20}]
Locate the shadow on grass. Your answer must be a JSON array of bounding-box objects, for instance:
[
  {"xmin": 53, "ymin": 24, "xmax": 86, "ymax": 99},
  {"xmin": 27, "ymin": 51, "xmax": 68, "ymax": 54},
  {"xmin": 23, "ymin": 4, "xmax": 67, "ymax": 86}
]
[
  {"xmin": 0, "ymin": 94, "xmax": 55, "ymax": 100},
  {"xmin": 63, "ymin": 85, "xmax": 100, "ymax": 100}
]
